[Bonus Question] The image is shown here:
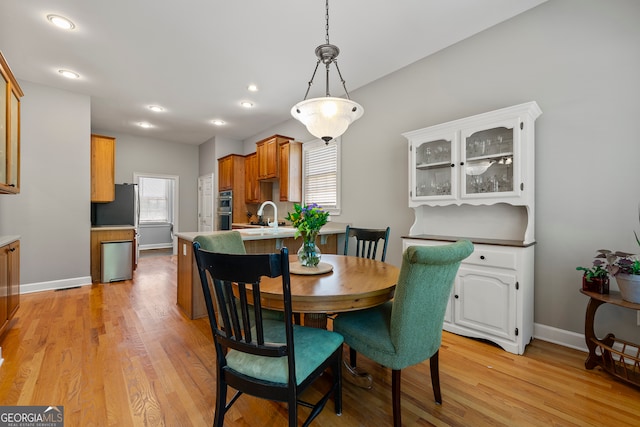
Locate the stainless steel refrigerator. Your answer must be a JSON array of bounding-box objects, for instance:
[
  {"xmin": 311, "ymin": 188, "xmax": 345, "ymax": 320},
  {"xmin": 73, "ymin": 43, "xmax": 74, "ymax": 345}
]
[{"xmin": 92, "ymin": 183, "xmax": 139, "ymax": 227}]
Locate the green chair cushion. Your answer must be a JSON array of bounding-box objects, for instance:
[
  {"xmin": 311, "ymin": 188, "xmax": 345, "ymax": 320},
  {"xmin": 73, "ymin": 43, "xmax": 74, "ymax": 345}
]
[{"xmin": 226, "ymin": 320, "xmax": 344, "ymax": 385}]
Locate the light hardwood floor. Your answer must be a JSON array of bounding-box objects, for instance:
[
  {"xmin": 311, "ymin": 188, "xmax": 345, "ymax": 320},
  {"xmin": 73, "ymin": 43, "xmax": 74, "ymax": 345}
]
[{"xmin": 1, "ymin": 254, "xmax": 639, "ymax": 426}]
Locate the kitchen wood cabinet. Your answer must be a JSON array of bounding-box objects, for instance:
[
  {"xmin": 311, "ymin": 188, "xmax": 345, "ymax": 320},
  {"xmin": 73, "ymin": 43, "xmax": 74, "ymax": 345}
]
[
  {"xmin": 244, "ymin": 152, "xmax": 272, "ymax": 204},
  {"xmin": 90, "ymin": 228, "xmax": 135, "ymax": 283},
  {"xmin": 256, "ymin": 134, "xmax": 293, "ymax": 181},
  {"xmin": 0, "ymin": 52, "xmax": 23, "ymax": 194},
  {"xmin": 91, "ymin": 134, "xmax": 116, "ymax": 202},
  {"xmin": 0, "ymin": 239, "xmax": 20, "ymax": 338},
  {"xmin": 217, "ymin": 154, "xmax": 247, "ymax": 223},
  {"xmin": 402, "ymin": 238, "xmax": 534, "ymax": 355},
  {"xmin": 278, "ymin": 140, "xmax": 302, "ymax": 202},
  {"xmin": 218, "ymin": 154, "xmax": 236, "ymax": 191}
]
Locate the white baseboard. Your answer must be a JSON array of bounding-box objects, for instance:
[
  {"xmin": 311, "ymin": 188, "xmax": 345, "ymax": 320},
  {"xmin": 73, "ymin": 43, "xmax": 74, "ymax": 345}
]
[
  {"xmin": 21, "ymin": 276, "xmax": 92, "ymax": 294},
  {"xmin": 533, "ymin": 322, "xmax": 588, "ymax": 353},
  {"xmin": 139, "ymin": 243, "xmax": 173, "ymax": 250}
]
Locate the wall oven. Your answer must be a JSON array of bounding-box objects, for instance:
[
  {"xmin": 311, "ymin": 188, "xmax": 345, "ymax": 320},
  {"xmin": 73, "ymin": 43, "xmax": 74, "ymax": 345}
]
[{"xmin": 217, "ymin": 190, "xmax": 232, "ymax": 230}]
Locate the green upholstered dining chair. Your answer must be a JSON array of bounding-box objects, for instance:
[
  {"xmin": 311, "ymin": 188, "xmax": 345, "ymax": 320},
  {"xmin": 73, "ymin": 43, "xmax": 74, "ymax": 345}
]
[
  {"xmin": 193, "ymin": 231, "xmax": 247, "ymax": 255},
  {"xmin": 333, "ymin": 240, "xmax": 474, "ymax": 427},
  {"xmin": 343, "ymin": 225, "xmax": 391, "ymax": 262},
  {"xmin": 193, "ymin": 245, "xmax": 344, "ymax": 427}
]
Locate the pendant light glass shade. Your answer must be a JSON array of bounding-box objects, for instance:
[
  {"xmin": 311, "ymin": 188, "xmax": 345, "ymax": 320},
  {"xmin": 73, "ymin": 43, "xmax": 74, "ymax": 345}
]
[
  {"xmin": 291, "ymin": 0, "xmax": 363, "ymax": 143},
  {"xmin": 291, "ymin": 97, "xmax": 363, "ymax": 143}
]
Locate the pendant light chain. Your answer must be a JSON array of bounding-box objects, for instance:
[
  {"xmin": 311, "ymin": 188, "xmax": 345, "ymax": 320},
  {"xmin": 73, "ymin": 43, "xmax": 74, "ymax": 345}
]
[{"xmin": 325, "ymin": 0, "xmax": 330, "ymax": 45}]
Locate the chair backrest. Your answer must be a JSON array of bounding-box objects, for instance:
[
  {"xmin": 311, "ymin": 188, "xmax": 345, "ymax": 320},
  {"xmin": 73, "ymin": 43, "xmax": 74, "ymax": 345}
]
[
  {"xmin": 343, "ymin": 225, "xmax": 391, "ymax": 262},
  {"xmin": 193, "ymin": 230, "xmax": 246, "ymax": 254},
  {"xmin": 390, "ymin": 241, "xmax": 474, "ymax": 366},
  {"xmin": 193, "ymin": 244, "xmax": 297, "ymax": 381}
]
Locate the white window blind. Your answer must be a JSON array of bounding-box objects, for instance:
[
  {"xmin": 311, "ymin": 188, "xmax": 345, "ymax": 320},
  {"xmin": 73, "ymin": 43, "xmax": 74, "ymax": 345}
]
[
  {"xmin": 139, "ymin": 177, "xmax": 171, "ymax": 223},
  {"xmin": 303, "ymin": 138, "xmax": 340, "ymax": 213}
]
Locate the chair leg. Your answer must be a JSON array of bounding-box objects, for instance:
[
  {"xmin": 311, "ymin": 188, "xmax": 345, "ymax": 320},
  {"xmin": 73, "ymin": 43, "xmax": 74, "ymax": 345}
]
[
  {"xmin": 430, "ymin": 351, "xmax": 442, "ymax": 404},
  {"xmin": 349, "ymin": 347, "xmax": 357, "ymax": 367},
  {"xmin": 392, "ymin": 369, "xmax": 402, "ymax": 427},
  {"xmin": 213, "ymin": 380, "xmax": 227, "ymax": 427}
]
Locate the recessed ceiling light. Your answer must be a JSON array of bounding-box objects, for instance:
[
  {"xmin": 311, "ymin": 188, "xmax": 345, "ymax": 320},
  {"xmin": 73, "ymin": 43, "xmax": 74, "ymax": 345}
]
[
  {"xmin": 148, "ymin": 105, "xmax": 164, "ymax": 112},
  {"xmin": 138, "ymin": 122, "xmax": 152, "ymax": 128},
  {"xmin": 247, "ymin": 84, "xmax": 258, "ymax": 92},
  {"xmin": 47, "ymin": 14, "xmax": 75, "ymax": 30},
  {"xmin": 240, "ymin": 101, "xmax": 254, "ymax": 108},
  {"xmin": 58, "ymin": 69, "xmax": 80, "ymax": 79},
  {"xmin": 212, "ymin": 119, "xmax": 226, "ymax": 126}
]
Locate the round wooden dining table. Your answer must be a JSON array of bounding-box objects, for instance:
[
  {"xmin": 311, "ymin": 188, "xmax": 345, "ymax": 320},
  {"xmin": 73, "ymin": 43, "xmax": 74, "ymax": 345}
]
[{"xmin": 257, "ymin": 254, "xmax": 399, "ymax": 329}]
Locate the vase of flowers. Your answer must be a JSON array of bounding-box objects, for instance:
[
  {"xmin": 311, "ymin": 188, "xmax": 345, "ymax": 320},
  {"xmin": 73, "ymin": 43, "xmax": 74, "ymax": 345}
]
[{"xmin": 286, "ymin": 203, "xmax": 330, "ymax": 267}]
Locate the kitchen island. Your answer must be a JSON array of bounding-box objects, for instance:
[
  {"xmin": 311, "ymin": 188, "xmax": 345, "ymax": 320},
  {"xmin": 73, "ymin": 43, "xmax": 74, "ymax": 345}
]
[{"xmin": 175, "ymin": 222, "xmax": 347, "ymax": 319}]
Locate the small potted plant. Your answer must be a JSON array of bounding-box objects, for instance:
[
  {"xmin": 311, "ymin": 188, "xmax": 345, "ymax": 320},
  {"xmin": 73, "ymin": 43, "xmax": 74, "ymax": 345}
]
[
  {"xmin": 595, "ymin": 249, "xmax": 640, "ymax": 303},
  {"xmin": 576, "ymin": 260, "xmax": 610, "ymax": 294}
]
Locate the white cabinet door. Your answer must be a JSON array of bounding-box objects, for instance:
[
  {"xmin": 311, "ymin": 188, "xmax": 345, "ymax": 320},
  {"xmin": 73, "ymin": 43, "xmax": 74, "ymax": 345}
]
[{"xmin": 454, "ymin": 266, "xmax": 517, "ymax": 341}]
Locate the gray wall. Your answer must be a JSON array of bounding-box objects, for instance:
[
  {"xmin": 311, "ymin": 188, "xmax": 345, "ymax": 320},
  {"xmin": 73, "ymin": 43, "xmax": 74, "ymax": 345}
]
[
  {"xmin": 98, "ymin": 131, "xmax": 200, "ymax": 234},
  {"xmin": 244, "ymin": 0, "xmax": 640, "ymax": 344},
  {"xmin": 0, "ymin": 81, "xmax": 91, "ymax": 288}
]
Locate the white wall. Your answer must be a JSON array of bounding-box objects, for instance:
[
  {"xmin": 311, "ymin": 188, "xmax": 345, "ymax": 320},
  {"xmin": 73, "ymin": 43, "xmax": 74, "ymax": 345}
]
[
  {"xmin": 0, "ymin": 81, "xmax": 91, "ymax": 289},
  {"xmin": 243, "ymin": 0, "xmax": 640, "ymax": 342}
]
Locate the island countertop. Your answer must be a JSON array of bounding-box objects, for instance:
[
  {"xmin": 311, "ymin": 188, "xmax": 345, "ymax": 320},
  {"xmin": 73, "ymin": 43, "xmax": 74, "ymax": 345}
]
[{"xmin": 175, "ymin": 221, "xmax": 348, "ymax": 242}]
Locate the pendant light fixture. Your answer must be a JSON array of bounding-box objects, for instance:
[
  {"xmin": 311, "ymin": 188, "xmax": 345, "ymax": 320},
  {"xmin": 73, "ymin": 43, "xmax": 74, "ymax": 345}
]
[{"xmin": 291, "ymin": 0, "xmax": 363, "ymax": 143}]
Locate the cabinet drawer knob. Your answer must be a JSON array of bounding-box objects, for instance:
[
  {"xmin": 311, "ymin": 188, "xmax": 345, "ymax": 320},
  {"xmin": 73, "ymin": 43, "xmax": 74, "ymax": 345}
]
[
  {"xmin": 454, "ymin": 294, "xmax": 459, "ymax": 299},
  {"xmin": 459, "ymin": 162, "xmax": 464, "ymax": 166},
  {"xmin": 451, "ymin": 163, "xmax": 455, "ymax": 168},
  {"xmin": 480, "ymin": 255, "xmax": 485, "ymax": 260}
]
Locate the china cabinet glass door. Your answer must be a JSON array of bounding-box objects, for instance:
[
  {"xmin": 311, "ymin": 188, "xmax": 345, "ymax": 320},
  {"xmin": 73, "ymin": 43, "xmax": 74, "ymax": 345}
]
[
  {"xmin": 460, "ymin": 119, "xmax": 520, "ymax": 199},
  {"xmin": 413, "ymin": 135, "xmax": 456, "ymax": 200}
]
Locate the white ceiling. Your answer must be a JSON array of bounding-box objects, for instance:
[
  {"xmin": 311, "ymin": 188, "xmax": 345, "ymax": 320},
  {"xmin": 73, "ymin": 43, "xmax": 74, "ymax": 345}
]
[{"xmin": 0, "ymin": 0, "xmax": 546, "ymax": 145}]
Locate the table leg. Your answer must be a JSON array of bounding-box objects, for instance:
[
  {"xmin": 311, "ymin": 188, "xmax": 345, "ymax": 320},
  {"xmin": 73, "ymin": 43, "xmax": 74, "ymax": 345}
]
[
  {"xmin": 343, "ymin": 359, "xmax": 373, "ymax": 389},
  {"xmin": 303, "ymin": 313, "xmax": 328, "ymax": 329},
  {"xmin": 584, "ymin": 297, "xmax": 606, "ymax": 369}
]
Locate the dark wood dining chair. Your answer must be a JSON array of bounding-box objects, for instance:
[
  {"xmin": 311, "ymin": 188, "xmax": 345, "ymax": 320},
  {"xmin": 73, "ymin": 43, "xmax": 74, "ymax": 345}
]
[
  {"xmin": 343, "ymin": 225, "xmax": 390, "ymax": 262},
  {"xmin": 193, "ymin": 244, "xmax": 344, "ymax": 427},
  {"xmin": 333, "ymin": 241, "xmax": 474, "ymax": 427}
]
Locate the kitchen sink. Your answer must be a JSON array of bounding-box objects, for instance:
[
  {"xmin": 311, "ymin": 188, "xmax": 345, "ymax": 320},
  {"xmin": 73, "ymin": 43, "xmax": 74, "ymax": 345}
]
[{"xmin": 240, "ymin": 226, "xmax": 296, "ymax": 235}]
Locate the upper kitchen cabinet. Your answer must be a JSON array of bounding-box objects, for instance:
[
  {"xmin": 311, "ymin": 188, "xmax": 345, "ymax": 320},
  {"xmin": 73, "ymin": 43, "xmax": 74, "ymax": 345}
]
[
  {"xmin": 256, "ymin": 134, "xmax": 293, "ymax": 180},
  {"xmin": 91, "ymin": 134, "xmax": 116, "ymax": 202},
  {"xmin": 404, "ymin": 102, "xmax": 541, "ymax": 208},
  {"xmin": 244, "ymin": 152, "xmax": 272, "ymax": 204},
  {"xmin": 0, "ymin": 52, "xmax": 24, "ymax": 194},
  {"xmin": 279, "ymin": 140, "xmax": 302, "ymax": 202},
  {"xmin": 218, "ymin": 154, "xmax": 245, "ymax": 192}
]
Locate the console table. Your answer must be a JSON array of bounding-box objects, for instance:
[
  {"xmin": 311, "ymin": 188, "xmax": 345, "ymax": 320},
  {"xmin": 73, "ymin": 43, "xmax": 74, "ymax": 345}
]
[{"xmin": 580, "ymin": 289, "xmax": 640, "ymax": 387}]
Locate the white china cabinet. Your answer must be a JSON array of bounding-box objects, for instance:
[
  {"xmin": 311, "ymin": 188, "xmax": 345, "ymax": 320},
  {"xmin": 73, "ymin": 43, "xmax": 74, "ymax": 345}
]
[{"xmin": 402, "ymin": 102, "xmax": 541, "ymax": 355}]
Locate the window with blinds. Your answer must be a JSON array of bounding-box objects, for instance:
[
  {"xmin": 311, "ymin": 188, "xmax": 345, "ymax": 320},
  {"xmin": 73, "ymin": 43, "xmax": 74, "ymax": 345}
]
[
  {"xmin": 139, "ymin": 176, "xmax": 173, "ymax": 223},
  {"xmin": 302, "ymin": 138, "xmax": 341, "ymax": 213}
]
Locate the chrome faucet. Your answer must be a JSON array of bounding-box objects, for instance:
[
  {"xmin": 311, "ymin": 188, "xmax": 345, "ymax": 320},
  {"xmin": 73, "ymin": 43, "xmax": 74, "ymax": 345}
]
[{"xmin": 257, "ymin": 201, "xmax": 278, "ymax": 229}]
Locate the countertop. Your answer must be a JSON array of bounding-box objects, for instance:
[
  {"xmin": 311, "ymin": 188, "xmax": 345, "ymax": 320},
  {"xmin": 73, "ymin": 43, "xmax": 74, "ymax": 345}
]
[
  {"xmin": 176, "ymin": 222, "xmax": 348, "ymax": 242},
  {"xmin": 0, "ymin": 235, "xmax": 20, "ymax": 247}
]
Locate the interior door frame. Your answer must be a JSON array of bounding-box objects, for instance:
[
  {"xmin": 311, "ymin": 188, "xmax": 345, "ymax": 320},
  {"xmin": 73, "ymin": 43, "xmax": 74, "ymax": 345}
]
[{"xmin": 133, "ymin": 172, "xmax": 180, "ymax": 254}]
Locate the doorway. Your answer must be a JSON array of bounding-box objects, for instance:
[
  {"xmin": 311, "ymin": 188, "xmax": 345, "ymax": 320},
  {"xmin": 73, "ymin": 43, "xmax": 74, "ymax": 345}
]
[
  {"xmin": 198, "ymin": 173, "xmax": 215, "ymax": 232},
  {"xmin": 134, "ymin": 173, "xmax": 179, "ymax": 255}
]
